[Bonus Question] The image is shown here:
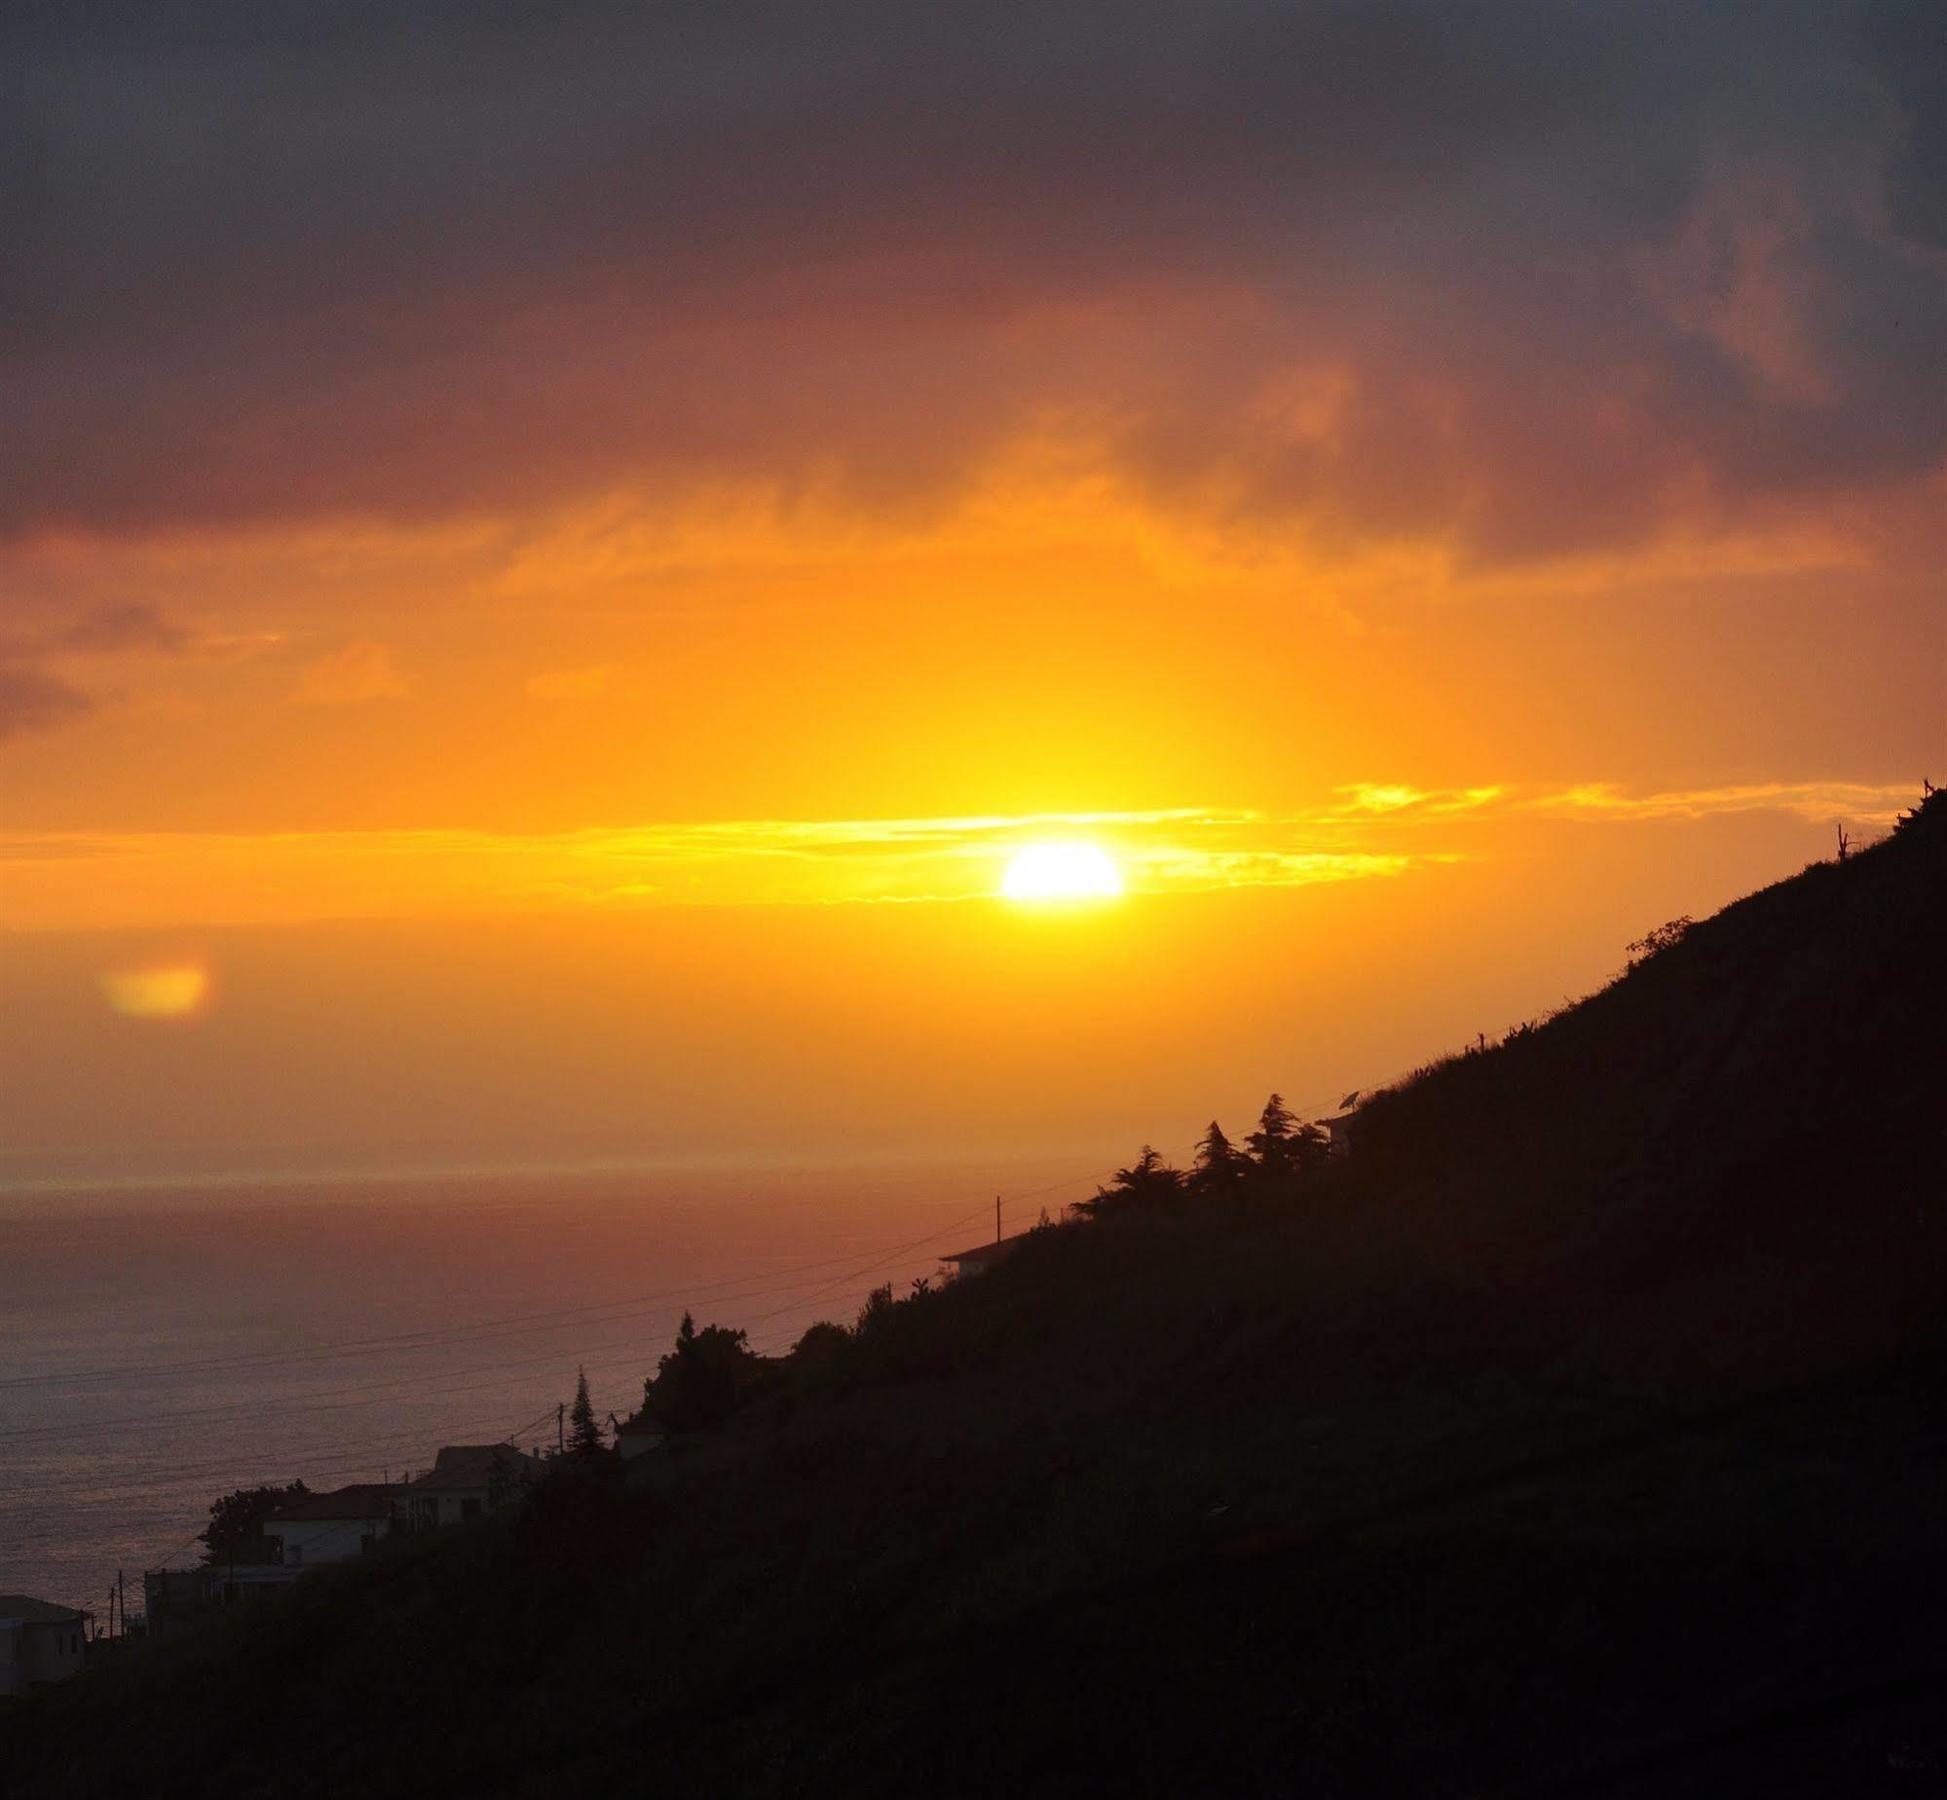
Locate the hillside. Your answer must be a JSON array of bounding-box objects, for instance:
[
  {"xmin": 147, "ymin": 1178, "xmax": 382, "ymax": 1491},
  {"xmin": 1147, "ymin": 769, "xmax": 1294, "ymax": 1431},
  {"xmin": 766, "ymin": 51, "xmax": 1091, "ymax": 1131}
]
[{"xmin": 5, "ymin": 792, "xmax": 1947, "ymax": 1798}]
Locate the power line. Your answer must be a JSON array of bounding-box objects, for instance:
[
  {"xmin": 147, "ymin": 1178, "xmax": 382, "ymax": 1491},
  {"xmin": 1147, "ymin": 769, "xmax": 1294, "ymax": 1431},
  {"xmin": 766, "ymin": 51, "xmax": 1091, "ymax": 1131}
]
[
  {"xmin": 0, "ymin": 1198, "xmax": 1011, "ymax": 1394},
  {"xmin": 36, "ymin": 1401, "xmax": 576, "ymax": 1515},
  {"xmin": 112, "ymin": 1399, "xmax": 566, "ymax": 1571},
  {"xmin": 0, "ymin": 1202, "xmax": 1006, "ymax": 1447}
]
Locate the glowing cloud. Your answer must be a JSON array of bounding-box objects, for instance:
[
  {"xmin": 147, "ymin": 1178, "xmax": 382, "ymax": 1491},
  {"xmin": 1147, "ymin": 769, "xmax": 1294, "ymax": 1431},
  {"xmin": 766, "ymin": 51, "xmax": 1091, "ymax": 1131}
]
[{"xmin": 0, "ymin": 780, "xmax": 1918, "ymax": 932}]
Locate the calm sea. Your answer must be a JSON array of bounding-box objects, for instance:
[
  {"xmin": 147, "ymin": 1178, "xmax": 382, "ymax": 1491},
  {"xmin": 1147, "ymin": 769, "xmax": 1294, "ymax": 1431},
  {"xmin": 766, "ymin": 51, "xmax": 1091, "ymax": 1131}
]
[{"xmin": 0, "ymin": 1160, "xmax": 1088, "ymax": 1616}]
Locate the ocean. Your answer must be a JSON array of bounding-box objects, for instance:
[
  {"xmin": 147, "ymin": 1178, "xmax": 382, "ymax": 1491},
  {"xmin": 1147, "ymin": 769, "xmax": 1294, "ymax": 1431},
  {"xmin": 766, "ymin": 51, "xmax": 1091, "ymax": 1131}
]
[{"xmin": 0, "ymin": 1159, "xmax": 1089, "ymax": 1616}]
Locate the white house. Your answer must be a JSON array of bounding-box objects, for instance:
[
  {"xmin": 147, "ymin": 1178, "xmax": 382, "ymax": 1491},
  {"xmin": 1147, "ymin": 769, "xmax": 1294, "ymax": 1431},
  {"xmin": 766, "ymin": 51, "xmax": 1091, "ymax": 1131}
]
[
  {"xmin": 406, "ymin": 1444, "xmax": 542, "ymax": 1529},
  {"xmin": 262, "ymin": 1484, "xmax": 404, "ymax": 1570},
  {"xmin": 0, "ymin": 1596, "xmax": 87, "ymax": 1695}
]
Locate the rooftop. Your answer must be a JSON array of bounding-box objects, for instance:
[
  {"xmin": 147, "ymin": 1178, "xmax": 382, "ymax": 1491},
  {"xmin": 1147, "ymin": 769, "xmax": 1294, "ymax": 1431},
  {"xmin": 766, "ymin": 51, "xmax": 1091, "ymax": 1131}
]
[
  {"xmin": 264, "ymin": 1484, "xmax": 404, "ymax": 1524},
  {"xmin": 408, "ymin": 1445, "xmax": 541, "ymax": 1491},
  {"xmin": 940, "ymin": 1234, "xmax": 1030, "ymax": 1265},
  {"xmin": 0, "ymin": 1595, "xmax": 85, "ymax": 1625}
]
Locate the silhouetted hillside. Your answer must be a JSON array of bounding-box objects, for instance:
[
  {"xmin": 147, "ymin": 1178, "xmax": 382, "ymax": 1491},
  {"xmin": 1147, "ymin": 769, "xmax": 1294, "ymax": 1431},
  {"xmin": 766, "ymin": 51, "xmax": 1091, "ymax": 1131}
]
[
  {"xmin": 1342, "ymin": 784, "xmax": 1947, "ymax": 1375},
  {"xmin": 6, "ymin": 794, "xmax": 1946, "ymax": 1798},
  {"xmin": 1360, "ymin": 787, "xmax": 1945, "ymax": 1207}
]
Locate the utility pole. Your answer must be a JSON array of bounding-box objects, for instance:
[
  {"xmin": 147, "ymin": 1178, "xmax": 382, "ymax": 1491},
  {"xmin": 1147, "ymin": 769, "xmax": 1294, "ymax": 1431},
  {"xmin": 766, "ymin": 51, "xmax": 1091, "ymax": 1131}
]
[
  {"xmin": 995, "ymin": 1193, "xmax": 1002, "ymax": 1245},
  {"xmin": 557, "ymin": 1401, "xmax": 565, "ymax": 1457}
]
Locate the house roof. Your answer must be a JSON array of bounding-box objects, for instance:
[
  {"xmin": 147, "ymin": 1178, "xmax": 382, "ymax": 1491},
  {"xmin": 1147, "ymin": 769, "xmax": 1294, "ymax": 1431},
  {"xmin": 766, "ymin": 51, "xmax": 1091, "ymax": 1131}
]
[
  {"xmin": 0, "ymin": 1595, "xmax": 85, "ymax": 1624},
  {"xmin": 940, "ymin": 1233, "xmax": 1028, "ymax": 1265},
  {"xmin": 612, "ymin": 1412, "xmax": 667, "ymax": 1437},
  {"xmin": 408, "ymin": 1444, "xmax": 541, "ymax": 1491},
  {"xmin": 264, "ymin": 1484, "xmax": 403, "ymax": 1524}
]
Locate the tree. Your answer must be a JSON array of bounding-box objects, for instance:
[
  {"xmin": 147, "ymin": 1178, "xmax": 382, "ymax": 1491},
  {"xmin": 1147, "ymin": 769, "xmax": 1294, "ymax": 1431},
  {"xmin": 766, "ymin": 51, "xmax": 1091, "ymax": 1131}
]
[
  {"xmin": 1074, "ymin": 1145, "xmax": 1185, "ymax": 1218},
  {"xmin": 1245, "ymin": 1094, "xmax": 1297, "ymax": 1166},
  {"xmin": 1245, "ymin": 1094, "xmax": 1330, "ymax": 1187},
  {"xmin": 567, "ymin": 1366, "xmax": 605, "ymax": 1458},
  {"xmin": 855, "ymin": 1282, "xmax": 897, "ymax": 1334},
  {"xmin": 642, "ymin": 1311, "xmax": 756, "ymax": 1433},
  {"xmin": 791, "ymin": 1320, "xmax": 851, "ymax": 1379},
  {"xmin": 200, "ymin": 1481, "xmax": 308, "ymax": 1565},
  {"xmin": 1190, "ymin": 1120, "xmax": 1248, "ymax": 1200}
]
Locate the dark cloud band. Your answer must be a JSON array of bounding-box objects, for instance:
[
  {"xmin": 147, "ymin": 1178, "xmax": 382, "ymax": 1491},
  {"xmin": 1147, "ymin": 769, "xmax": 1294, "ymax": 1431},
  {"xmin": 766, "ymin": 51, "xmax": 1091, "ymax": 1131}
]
[{"xmin": 3, "ymin": 0, "xmax": 1943, "ymax": 554}]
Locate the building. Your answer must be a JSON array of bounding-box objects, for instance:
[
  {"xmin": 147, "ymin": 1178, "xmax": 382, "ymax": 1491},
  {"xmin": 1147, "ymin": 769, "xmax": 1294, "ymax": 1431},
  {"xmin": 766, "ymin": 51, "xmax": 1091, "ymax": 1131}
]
[
  {"xmin": 143, "ymin": 1567, "xmax": 222, "ymax": 1643},
  {"xmin": 1317, "ymin": 1088, "xmax": 1370, "ymax": 1159},
  {"xmin": 938, "ymin": 1233, "xmax": 1030, "ymax": 1281},
  {"xmin": 0, "ymin": 1596, "xmax": 88, "ymax": 1695},
  {"xmin": 609, "ymin": 1411, "xmax": 668, "ymax": 1461},
  {"xmin": 262, "ymin": 1484, "xmax": 404, "ymax": 1570},
  {"xmin": 405, "ymin": 1444, "xmax": 542, "ymax": 1529}
]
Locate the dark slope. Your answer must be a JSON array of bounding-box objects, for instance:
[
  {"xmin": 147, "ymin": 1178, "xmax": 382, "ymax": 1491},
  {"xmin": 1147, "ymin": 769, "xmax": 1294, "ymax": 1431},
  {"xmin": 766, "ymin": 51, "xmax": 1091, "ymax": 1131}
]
[
  {"xmin": 5, "ymin": 793, "xmax": 1946, "ymax": 1799},
  {"xmin": 1355, "ymin": 790, "xmax": 1945, "ymax": 1206},
  {"xmin": 1342, "ymin": 785, "xmax": 1947, "ymax": 1376}
]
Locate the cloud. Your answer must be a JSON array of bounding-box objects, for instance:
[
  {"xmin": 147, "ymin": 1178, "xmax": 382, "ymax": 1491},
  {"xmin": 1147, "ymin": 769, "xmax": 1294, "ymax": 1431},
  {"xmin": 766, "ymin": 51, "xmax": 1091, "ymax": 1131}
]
[
  {"xmin": 1334, "ymin": 785, "xmax": 1506, "ymax": 818},
  {"xmin": 0, "ymin": 780, "xmax": 1917, "ymax": 929},
  {"xmin": 0, "ymin": 664, "xmax": 91, "ymax": 742},
  {"xmin": 0, "ymin": 601, "xmax": 194, "ymax": 664},
  {"xmin": 289, "ymin": 641, "xmax": 412, "ymax": 705},
  {"xmin": 0, "ymin": 808, "xmax": 1426, "ymax": 929},
  {"xmin": 2, "ymin": 3, "xmax": 1943, "ymax": 569},
  {"xmin": 1526, "ymin": 780, "xmax": 1917, "ymax": 826},
  {"xmin": 48, "ymin": 602, "xmax": 189, "ymax": 656},
  {"xmin": 0, "ymin": 601, "xmax": 209, "ymax": 743}
]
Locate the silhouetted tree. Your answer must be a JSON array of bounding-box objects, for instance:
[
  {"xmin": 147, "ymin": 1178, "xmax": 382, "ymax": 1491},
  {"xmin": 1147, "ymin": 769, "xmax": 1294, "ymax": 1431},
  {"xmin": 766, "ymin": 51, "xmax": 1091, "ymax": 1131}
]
[
  {"xmin": 567, "ymin": 1366, "xmax": 605, "ymax": 1458},
  {"xmin": 855, "ymin": 1284, "xmax": 897, "ymax": 1333},
  {"xmin": 643, "ymin": 1311, "xmax": 755, "ymax": 1432},
  {"xmin": 791, "ymin": 1319, "xmax": 851, "ymax": 1371},
  {"xmin": 1245, "ymin": 1093, "xmax": 1297, "ymax": 1165},
  {"xmin": 1190, "ymin": 1120, "xmax": 1249, "ymax": 1200},
  {"xmin": 1075, "ymin": 1145, "xmax": 1185, "ymax": 1218},
  {"xmin": 1245, "ymin": 1094, "xmax": 1330, "ymax": 1186},
  {"xmin": 200, "ymin": 1481, "xmax": 309, "ymax": 1565}
]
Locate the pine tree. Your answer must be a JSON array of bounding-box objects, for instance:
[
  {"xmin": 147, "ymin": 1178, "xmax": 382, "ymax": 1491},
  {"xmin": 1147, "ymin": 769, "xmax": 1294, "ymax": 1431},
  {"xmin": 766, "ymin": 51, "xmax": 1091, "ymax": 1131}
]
[
  {"xmin": 567, "ymin": 1366, "xmax": 605, "ymax": 1458},
  {"xmin": 1074, "ymin": 1145, "xmax": 1185, "ymax": 1218},
  {"xmin": 1191, "ymin": 1120, "xmax": 1247, "ymax": 1199},
  {"xmin": 1245, "ymin": 1094, "xmax": 1298, "ymax": 1168},
  {"xmin": 1244, "ymin": 1092, "xmax": 1330, "ymax": 1188}
]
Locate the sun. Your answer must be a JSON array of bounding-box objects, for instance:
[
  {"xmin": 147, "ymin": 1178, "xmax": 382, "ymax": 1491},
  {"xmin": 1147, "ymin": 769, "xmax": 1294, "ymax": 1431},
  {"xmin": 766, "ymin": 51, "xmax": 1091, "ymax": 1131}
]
[{"xmin": 1000, "ymin": 841, "xmax": 1124, "ymax": 903}]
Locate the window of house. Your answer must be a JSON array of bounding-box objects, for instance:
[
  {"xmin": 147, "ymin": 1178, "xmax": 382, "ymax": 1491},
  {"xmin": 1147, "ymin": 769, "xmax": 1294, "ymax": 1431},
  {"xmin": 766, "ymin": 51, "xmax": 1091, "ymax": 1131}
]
[{"xmin": 460, "ymin": 1498, "xmax": 481, "ymax": 1520}]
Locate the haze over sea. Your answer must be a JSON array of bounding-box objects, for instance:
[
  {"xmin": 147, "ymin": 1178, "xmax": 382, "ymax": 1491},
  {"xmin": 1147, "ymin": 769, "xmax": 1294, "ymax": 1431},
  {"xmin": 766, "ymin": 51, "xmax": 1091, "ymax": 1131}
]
[{"xmin": 1, "ymin": 1159, "xmax": 1092, "ymax": 1614}]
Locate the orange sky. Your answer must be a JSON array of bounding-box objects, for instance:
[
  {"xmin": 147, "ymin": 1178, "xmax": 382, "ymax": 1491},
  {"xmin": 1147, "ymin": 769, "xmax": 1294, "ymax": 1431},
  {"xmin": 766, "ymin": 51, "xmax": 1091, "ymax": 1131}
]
[{"xmin": 3, "ymin": 4, "xmax": 1943, "ymax": 1182}]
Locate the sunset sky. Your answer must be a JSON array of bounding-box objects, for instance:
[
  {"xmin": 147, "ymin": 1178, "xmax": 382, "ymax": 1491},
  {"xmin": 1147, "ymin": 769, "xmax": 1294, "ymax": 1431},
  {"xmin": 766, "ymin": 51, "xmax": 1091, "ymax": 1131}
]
[{"xmin": 3, "ymin": 2, "xmax": 1942, "ymax": 1182}]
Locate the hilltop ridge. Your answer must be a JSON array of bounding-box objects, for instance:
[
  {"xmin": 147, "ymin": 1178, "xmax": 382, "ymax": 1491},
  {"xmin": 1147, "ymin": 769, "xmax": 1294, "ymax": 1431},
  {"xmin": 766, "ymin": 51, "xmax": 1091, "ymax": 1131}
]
[{"xmin": 6, "ymin": 791, "xmax": 1947, "ymax": 1798}]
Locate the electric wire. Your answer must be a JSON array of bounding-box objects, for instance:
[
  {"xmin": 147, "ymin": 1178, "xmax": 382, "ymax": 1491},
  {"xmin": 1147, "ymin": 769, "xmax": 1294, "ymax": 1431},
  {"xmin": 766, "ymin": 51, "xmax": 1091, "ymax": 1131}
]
[
  {"xmin": 0, "ymin": 1194, "xmax": 1025, "ymax": 1393},
  {"xmin": 0, "ymin": 1200, "xmax": 1016, "ymax": 1446}
]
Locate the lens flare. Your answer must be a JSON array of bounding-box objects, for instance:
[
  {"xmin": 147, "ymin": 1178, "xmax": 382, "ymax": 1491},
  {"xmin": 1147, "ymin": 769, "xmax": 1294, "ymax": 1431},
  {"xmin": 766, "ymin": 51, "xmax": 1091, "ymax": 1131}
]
[
  {"xmin": 100, "ymin": 961, "xmax": 212, "ymax": 1019},
  {"xmin": 1000, "ymin": 841, "xmax": 1124, "ymax": 903}
]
